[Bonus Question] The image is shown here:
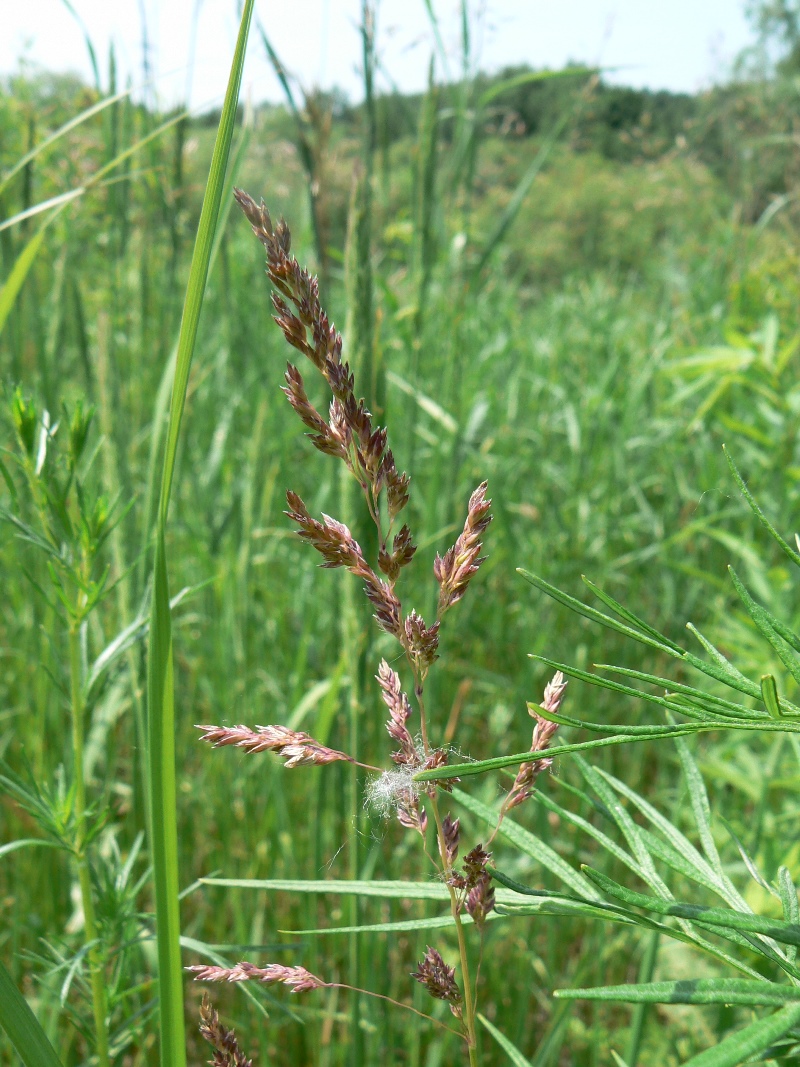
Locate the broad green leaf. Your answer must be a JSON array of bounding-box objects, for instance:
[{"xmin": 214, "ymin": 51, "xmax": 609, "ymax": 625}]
[
  {"xmin": 556, "ymin": 978, "xmax": 799, "ymax": 1006},
  {"xmin": 451, "ymin": 786, "xmax": 601, "ymax": 899},
  {"xmin": 678, "ymin": 1002, "xmax": 800, "ymax": 1066},
  {"xmin": 145, "ymin": 5, "xmax": 254, "ymax": 1067},
  {"xmin": 478, "ymin": 1012, "xmax": 533, "ymax": 1066},
  {"xmin": 0, "ymin": 958, "xmax": 64, "ymax": 1067}
]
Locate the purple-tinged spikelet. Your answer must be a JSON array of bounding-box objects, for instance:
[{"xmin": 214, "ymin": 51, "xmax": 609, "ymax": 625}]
[
  {"xmin": 199, "ymin": 994, "xmax": 253, "ymax": 1067},
  {"xmin": 377, "ymin": 660, "xmax": 417, "ymax": 766},
  {"xmin": 411, "ymin": 948, "xmax": 462, "ymax": 1017},
  {"xmin": 507, "ymin": 671, "xmax": 567, "ymax": 811},
  {"xmin": 189, "ymin": 962, "xmax": 324, "ymax": 992},
  {"xmin": 434, "ymin": 482, "xmax": 492, "ymax": 617},
  {"xmin": 196, "ymin": 724, "xmax": 354, "ymax": 768}
]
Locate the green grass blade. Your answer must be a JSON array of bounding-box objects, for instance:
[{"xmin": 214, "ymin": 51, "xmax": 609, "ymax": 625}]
[
  {"xmin": 555, "ymin": 979, "xmax": 800, "ymax": 1007},
  {"xmin": 478, "ymin": 1012, "xmax": 533, "ymax": 1066},
  {"xmin": 0, "ymin": 223, "xmax": 50, "ymax": 339},
  {"xmin": 583, "ymin": 868, "xmax": 800, "ymax": 946},
  {"xmin": 728, "ymin": 566, "xmax": 800, "ymax": 684},
  {"xmin": 779, "ymin": 867, "xmax": 800, "ymax": 964},
  {"xmin": 0, "ymin": 89, "xmax": 131, "ymax": 198},
  {"xmin": 724, "ymin": 445, "xmax": 800, "ymax": 567},
  {"xmin": 412, "ymin": 725, "xmax": 758, "ymax": 784},
  {"xmin": 201, "ymin": 877, "xmax": 526, "ymax": 906},
  {"xmin": 0, "ymin": 959, "xmax": 64, "ymax": 1067},
  {"xmin": 518, "ymin": 569, "xmax": 682, "ymax": 656},
  {"xmin": 451, "ymin": 786, "xmax": 601, "ymax": 899},
  {"xmin": 145, "ymin": 4, "xmax": 253, "ymax": 1066},
  {"xmin": 677, "ymin": 1002, "xmax": 800, "ymax": 1066},
  {"xmin": 581, "ymin": 575, "xmax": 685, "ymax": 654},
  {"xmin": 286, "ymin": 913, "xmax": 500, "ymax": 935}
]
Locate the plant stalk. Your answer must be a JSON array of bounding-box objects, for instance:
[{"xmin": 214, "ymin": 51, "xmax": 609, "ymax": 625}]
[
  {"xmin": 68, "ymin": 622, "xmax": 110, "ymax": 1067},
  {"xmin": 430, "ymin": 793, "xmax": 479, "ymax": 1065}
]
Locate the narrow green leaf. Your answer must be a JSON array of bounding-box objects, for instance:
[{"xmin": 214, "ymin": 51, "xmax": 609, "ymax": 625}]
[
  {"xmin": 451, "ymin": 787, "xmax": 601, "ymax": 899},
  {"xmin": 0, "ymin": 838, "xmax": 66, "ymax": 860},
  {"xmin": 683, "ymin": 623, "xmax": 761, "ymax": 699},
  {"xmin": 598, "ymin": 765, "xmax": 728, "ymax": 898},
  {"xmin": 0, "ymin": 958, "xmax": 64, "ymax": 1067},
  {"xmin": 778, "ymin": 867, "xmax": 800, "ymax": 965},
  {"xmin": 729, "ymin": 566, "xmax": 800, "ymax": 686},
  {"xmin": 411, "ymin": 719, "xmax": 791, "ymax": 784},
  {"xmin": 0, "ymin": 88, "xmax": 131, "ymax": 197},
  {"xmin": 581, "ymin": 575, "xmax": 685, "ymax": 654},
  {"xmin": 286, "ymin": 912, "xmax": 501, "ymax": 935},
  {"xmin": 555, "ymin": 978, "xmax": 799, "ymax": 1006},
  {"xmin": 762, "ymin": 674, "xmax": 784, "ymax": 719},
  {"xmin": 595, "ymin": 664, "xmax": 771, "ymax": 721},
  {"xmin": 724, "ymin": 446, "xmax": 800, "ymax": 568},
  {"xmin": 674, "ymin": 735, "xmax": 728, "ymax": 885},
  {"xmin": 584, "ymin": 867, "xmax": 800, "ymax": 946},
  {"xmin": 678, "ymin": 1001, "xmax": 800, "ymax": 1066},
  {"xmin": 478, "ymin": 1012, "xmax": 533, "ymax": 1066},
  {"xmin": 200, "ymin": 878, "xmax": 525, "ymax": 905},
  {"xmin": 518, "ymin": 569, "xmax": 678, "ymax": 657},
  {"xmin": 145, "ymin": 5, "xmax": 254, "ymax": 1067},
  {"xmin": 532, "ymin": 790, "xmax": 643, "ymax": 878},
  {"xmin": 0, "ymin": 225, "xmax": 48, "ymax": 339}
]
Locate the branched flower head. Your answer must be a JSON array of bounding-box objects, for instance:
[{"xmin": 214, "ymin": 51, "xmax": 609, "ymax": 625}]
[
  {"xmin": 234, "ymin": 188, "xmax": 410, "ymax": 528},
  {"xmin": 188, "ymin": 962, "xmax": 324, "ymax": 993},
  {"xmin": 434, "ymin": 482, "xmax": 492, "ymax": 617},
  {"xmin": 199, "ymin": 994, "xmax": 253, "ymax": 1067},
  {"xmin": 196, "ymin": 724, "xmax": 354, "ymax": 768},
  {"xmin": 411, "ymin": 947, "xmax": 462, "ymax": 1017}
]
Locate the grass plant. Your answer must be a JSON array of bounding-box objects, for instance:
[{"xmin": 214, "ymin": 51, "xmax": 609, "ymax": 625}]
[{"xmin": 3, "ymin": 3, "xmax": 800, "ymax": 1063}]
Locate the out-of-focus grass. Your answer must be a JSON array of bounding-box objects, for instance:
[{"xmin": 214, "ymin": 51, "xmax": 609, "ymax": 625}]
[{"xmin": 1, "ymin": 53, "xmax": 800, "ymax": 1065}]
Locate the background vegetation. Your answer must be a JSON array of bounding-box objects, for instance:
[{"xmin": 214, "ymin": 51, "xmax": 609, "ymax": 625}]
[{"xmin": 3, "ymin": 2, "xmax": 800, "ymax": 1063}]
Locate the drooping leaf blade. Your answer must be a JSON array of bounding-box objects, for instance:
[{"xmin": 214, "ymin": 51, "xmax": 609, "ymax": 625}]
[{"xmin": 0, "ymin": 959, "xmax": 64, "ymax": 1067}]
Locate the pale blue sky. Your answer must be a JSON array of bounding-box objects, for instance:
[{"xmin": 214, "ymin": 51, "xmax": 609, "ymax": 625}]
[{"xmin": 2, "ymin": 1, "xmax": 753, "ymax": 111}]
